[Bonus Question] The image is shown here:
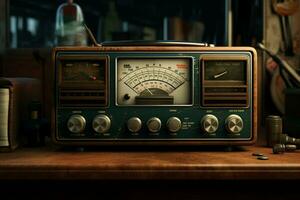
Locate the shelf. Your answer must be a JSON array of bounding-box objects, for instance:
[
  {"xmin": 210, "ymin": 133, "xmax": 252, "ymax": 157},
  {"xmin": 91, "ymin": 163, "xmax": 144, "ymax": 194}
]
[{"xmin": 0, "ymin": 145, "xmax": 300, "ymax": 180}]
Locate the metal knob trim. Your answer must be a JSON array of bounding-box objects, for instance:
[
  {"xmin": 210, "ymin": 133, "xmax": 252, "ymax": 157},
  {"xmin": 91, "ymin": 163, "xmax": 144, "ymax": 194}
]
[
  {"xmin": 127, "ymin": 117, "xmax": 142, "ymax": 133},
  {"xmin": 166, "ymin": 117, "xmax": 182, "ymax": 133},
  {"xmin": 67, "ymin": 114, "xmax": 86, "ymax": 134},
  {"xmin": 147, "ymin": 117, "xmax": 161, "ymax": 133},
  {"xmin": 226, "ymin": 114, "xmax": 244, "ymax": 134},
  {"xmin": 92, "ymin": 114, "xmax": 111, "ymax": 133},
  {"xmin": 201, "ymin": 114, "xmax": 219, "ymax": 134}
]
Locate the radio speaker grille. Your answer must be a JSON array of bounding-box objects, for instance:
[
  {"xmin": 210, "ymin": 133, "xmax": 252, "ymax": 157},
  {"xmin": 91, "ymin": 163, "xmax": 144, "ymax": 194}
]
[
  {"xmin": 59, "ymin": 89, "xmax": 106, "ymax": 107},
  {"xmin": 202, "ymin": 86, "xmax": 248, "ymax": 107}
]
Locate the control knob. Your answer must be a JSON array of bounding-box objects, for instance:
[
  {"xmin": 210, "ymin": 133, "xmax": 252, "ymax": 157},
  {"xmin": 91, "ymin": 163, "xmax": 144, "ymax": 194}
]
[
  {"xmin": 67, "ymin": 114, "xmax": 86, "ymax": 134},
  {"xmin": 201, "ymin": 114, "xmax": 219, "ymax": 134},
  {"xmin": 166, "ymin": 117, "xmax": 182, "ymax": 132},
  {"xmin": 147, "ymin": 117, "xmax": 161, "ymax": 133},
  {"xmin": 127, "ymin": 117, "xmax": 142, "ymax": 133},
  {"xmin": 92, "ymin": 114, "xmax": 111, "ymax": 133},
  {"xmin": 226, "ymin": 114, "xmax": 243, "ymax": 134}
]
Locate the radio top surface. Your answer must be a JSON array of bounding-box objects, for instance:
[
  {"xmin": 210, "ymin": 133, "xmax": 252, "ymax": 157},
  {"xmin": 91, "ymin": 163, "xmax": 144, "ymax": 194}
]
[{"xmin": 52, "ymin": 43, "xmax": 257, "ymax": 146}]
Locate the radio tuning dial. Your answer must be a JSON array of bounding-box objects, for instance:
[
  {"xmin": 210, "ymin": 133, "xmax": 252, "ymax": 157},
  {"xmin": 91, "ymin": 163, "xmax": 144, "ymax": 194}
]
[
  {"xmin": 166, "ymin": 117, "xmax": 182, "ymax": 132},
  {"xmin": 201, "ymin": 114, "xmax": 219, "ymax": 134},
  {"xmin": 226, "ymin": 114, "xmax": 244, "ymax": 134},
  {"xmin": 147, "ymin": 117, "xmax": 161, "ymax": 133},
  {"xmin": 92, "ymin": 115, "xmax": 111, "ymax": 133},
  {"xmin": 67, "ymin": 114, "xmax": 86, "ymax": 134},
  {"xmin": 127, "ymin": 117, "xmax": 142, "ymax": 133}
]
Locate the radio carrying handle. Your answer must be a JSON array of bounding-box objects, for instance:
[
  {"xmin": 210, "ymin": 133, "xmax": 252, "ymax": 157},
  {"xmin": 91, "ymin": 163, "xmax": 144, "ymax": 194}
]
[
  {"xmin": 83, "ymin": 23, "xmax": 214, "ymax": 48},
  {"xmin": 101, "ymin": 40, "xmax": 215, "ymax": 47}
]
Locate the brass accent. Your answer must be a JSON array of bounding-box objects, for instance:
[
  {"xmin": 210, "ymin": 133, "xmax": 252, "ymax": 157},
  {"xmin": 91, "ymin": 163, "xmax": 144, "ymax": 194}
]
[
  {"xmin": 147, "ymin": 117, "xmax": 162, "ymax": 133},
  {"xmin": 31, "ymin": 111, "xmax": 38, "ymax": 120},
  {"xmin": 166, "ymin": 117, "xmax": 182, "ymax": 133},
  {"xmin": 226, "ymin": 114, "xmax": 244, "ymax": 134},
  {"xmin": 92, "ymin": 115, "xmax": 111, "ymax": 134},
  {"xmin": 127, "ymin": 117, "xmax": 142, "ymax": 133},
  {"xmin": 67, "ymin": 114, "xmax": 86, "ymax": 134},
  {"xmin": 201, "ymin": 114, "xmax": 219, "ymax": 134}
]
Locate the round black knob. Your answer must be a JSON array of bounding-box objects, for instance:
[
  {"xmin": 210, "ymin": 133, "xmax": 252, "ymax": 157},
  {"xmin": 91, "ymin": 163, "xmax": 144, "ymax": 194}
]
[{"xmin": 124, "ymin": 94, "xmax": 130, "ymax": 100}]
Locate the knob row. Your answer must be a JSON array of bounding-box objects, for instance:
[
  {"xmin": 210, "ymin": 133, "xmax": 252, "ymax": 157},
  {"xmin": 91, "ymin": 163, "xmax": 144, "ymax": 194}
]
[
  {"xmin": 67, "ymin": 114, "xmax": 111, "ymax": 134},
  {"xmin": 67, "ymin": 115, "xmax": 182, "ymax": 134},
  {"xmin": 128, "ymin": 115, "xmax": 243, "ymax": 134},
  {"xmin": 67, "ymin": 114, "xmax": 244, "ymax": 135},
  {"xmin": 201, "ymin": 114, "xmax": 244, "ymax": 134},
  {"xmin": 127, "ymin": 117, "xmax": 182, "ymax": 133}
]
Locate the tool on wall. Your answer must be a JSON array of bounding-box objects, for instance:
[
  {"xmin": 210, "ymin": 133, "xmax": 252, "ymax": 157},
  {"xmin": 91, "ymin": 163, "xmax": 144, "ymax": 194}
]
[
  {"xmin": 258, "ymin": 43, "xmax": 300, "ymax": 88},
  {"xmin": 272, "ymin": 0, "xmax": 299, "ymax": 56}
]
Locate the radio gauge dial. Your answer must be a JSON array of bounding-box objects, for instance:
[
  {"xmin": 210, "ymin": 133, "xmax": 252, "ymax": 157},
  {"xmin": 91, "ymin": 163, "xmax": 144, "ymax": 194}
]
[
  {"xmin": 127, "ymin": 117, "xmax": 142, "ymax": 133},
  {"xmin": 226, "ymin": 114, "xmax": 244, "ymax": 134},
  {"xmin": 147, "ymin": 117, "xmax": 161, "ymax": 133},
  {"xmin": 67, "ymin": 114, "xmax": 86, "ymax": 134},
  {"xmin": 92, "ymin": 115, "xmax": 111, "ymax": 133},
  {"xmin": 166, "ymin": 117, "xmax": 182, "ymax": 132},
  {"xmin": 117, "ymin": 58, "xmax": 191, "ymax": 105},
  {"xmin": 201, "ymin": 114, "xmax": 219, "ymax": 134}
]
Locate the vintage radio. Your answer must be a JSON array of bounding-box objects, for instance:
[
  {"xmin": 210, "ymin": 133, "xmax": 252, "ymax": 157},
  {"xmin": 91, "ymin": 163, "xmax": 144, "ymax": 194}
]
[{"xmin": 52, "ymin": 41, "xmax": 257, "ymax": 146}]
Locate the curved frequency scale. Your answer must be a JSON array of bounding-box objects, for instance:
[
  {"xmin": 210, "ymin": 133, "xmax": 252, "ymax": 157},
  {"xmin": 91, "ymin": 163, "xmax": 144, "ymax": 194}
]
[{"xmin": 117, "ymin": 58, "xmax": 191, "ymax": 105}]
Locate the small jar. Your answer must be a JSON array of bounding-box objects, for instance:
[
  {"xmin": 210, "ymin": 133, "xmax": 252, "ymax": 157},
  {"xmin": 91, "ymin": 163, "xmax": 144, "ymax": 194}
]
[{"xmin": 266, "ymin": 115, "xmax": 282, "ymax": 147}]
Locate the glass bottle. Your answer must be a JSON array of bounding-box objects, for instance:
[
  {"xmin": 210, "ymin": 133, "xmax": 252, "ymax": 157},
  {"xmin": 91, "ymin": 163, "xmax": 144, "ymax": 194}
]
[{"xmin": 55, "ymin": 0, "xmax": 87, "ymax": 46}]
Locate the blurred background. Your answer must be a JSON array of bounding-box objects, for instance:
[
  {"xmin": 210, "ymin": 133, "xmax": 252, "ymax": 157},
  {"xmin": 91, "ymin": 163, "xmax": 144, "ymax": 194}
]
[{"xmin": 4, "ymin": 0, "xmax": 263, "ymax": 48}]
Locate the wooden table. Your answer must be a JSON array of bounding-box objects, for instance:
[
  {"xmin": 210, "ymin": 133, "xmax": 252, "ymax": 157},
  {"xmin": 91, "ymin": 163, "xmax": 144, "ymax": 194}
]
[
  {"xmin": 1, "ymin": 144, "xmax": 300, "ymax": 199},
  {"xmin": 0, "ymin": 145, "xmax": 300, "ymax": 180}
]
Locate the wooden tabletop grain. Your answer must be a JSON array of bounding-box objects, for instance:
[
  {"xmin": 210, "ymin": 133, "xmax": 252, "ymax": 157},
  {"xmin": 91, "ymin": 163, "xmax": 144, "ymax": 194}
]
[{"xmin": 0, "ymin": 145, "xmax": 300, "ymax": 180}]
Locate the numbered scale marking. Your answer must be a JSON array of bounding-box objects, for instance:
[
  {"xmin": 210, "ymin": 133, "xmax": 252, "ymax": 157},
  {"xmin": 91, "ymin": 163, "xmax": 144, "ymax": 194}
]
[{"xmin": 117, "ymin": 58, "xmax": 191, "ymax": 105}]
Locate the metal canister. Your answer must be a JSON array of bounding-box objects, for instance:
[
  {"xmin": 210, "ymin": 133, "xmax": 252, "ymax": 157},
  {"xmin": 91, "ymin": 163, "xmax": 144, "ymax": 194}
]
[{"xmin": 266, "ymin": 115, "xmax": 282, "ymax": 147}]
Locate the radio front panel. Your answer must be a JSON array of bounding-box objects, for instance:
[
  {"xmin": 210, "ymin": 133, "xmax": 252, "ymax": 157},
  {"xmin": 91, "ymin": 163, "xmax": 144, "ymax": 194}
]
[{"xmin": 53, "ymin": 46, "xmax": 257, "ymax": 146}]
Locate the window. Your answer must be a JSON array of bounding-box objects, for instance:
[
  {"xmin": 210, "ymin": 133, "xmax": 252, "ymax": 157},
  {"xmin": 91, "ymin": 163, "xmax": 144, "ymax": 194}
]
[{"xmin": 9, "ymin": 0, "xmax": 230, "ymax": 48}]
